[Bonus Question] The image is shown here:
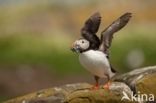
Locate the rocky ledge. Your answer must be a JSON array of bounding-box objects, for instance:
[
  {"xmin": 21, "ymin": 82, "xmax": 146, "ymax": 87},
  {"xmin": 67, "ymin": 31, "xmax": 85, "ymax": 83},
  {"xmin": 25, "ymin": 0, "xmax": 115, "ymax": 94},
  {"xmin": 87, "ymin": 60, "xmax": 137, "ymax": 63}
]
[{"xmin": 4, "ymin": 66, "xmax": 156, "ymax": 103}]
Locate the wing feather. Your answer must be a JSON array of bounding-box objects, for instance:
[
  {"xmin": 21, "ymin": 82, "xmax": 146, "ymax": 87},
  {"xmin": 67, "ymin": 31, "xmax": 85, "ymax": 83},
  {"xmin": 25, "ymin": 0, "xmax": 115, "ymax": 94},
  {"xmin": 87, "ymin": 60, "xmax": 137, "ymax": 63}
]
[
  {"xmin": 81, "ymin": 12, "xmax": 101, "ymax": 49},
  {"xmin": 99, "ymin": 12, "xmax": 132, "ymax": 56}
]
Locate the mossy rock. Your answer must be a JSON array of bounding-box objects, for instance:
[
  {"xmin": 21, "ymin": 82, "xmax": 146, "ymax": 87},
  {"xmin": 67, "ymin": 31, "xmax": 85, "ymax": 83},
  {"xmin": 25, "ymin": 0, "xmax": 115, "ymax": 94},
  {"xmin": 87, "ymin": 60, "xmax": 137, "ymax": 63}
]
[{"xmin": 4, "ymin": 66, "xmax": 156, "ymax": 103}]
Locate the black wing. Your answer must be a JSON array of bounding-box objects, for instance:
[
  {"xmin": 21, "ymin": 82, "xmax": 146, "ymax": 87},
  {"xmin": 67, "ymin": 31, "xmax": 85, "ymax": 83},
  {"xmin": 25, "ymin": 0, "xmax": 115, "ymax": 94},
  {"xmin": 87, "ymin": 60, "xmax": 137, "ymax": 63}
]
[
  {"xmin": 81, "ymin": 12, "xmax": 101, "ymax": 50},
  {"xmin": 99, "ymin": 12, "xmax": 132, "ymax": 57}
]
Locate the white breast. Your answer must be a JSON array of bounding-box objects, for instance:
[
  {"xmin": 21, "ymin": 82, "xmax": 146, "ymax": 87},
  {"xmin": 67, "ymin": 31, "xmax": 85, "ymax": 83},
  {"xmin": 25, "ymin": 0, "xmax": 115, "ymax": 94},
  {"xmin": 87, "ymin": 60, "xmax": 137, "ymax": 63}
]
[{"xmin": 79, "ymin": 50, "xmax": 114, "ymax": 78}]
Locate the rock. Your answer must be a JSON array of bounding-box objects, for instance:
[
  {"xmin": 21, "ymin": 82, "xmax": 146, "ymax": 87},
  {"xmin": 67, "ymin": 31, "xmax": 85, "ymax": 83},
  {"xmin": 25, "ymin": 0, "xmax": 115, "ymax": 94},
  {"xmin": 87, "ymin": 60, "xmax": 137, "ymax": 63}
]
[
  {"xmin": 4, "ymin": 66, "xmax": 156, "ymax": 103},
  {"xmin": 114, "ymin": 66, "xmax": 156, "ymax": 94}
]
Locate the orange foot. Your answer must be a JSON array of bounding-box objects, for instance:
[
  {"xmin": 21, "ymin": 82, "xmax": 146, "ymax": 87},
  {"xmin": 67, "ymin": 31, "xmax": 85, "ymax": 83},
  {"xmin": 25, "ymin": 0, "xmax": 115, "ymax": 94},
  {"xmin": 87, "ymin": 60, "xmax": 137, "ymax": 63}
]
[
  {"xmin": 91, "ymin": 84, "xmax": 99, "ymax": 90},
  {"xmin": 103, "ymin": 82, "xmax": 111, "ymax": 90}
]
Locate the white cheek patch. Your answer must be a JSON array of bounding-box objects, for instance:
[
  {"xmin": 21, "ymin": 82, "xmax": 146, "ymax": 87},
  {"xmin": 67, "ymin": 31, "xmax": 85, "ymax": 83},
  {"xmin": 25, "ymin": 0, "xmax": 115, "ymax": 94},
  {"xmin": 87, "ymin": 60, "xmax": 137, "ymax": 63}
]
[
  {"xmin": 81, "ymin": 42, "xmax": 89, "ymax": 50},
  {"xmin": 77, "ymin": 40, "xmax": 89, "ymax": 50},
  {"xmin": 74, "ymin": 39, "xmax": 90, "ymax": 51}
]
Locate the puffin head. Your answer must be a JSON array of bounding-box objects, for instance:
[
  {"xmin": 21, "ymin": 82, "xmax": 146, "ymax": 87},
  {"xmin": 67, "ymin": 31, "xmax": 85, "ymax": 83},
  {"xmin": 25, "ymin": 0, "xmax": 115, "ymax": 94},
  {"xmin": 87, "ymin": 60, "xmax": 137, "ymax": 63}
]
[{"xmin": 71, "ymin": 38, "xmax": 90, "ymax": 53}]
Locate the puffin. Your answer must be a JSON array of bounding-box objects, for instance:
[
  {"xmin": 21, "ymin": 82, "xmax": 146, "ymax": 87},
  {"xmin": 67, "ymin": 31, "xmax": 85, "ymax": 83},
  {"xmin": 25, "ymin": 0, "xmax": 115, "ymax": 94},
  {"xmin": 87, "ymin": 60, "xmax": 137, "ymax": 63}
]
[{"xmin": 71, "ymin": 12, "xmax": 132, "ymax": 89}]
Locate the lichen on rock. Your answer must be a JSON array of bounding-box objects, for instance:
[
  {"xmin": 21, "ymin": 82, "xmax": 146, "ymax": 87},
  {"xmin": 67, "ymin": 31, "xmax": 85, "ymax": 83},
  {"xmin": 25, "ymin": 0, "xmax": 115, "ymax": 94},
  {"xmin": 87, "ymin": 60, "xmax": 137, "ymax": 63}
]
[{"xmin": 4, "ymin": 66, "xmax": 156, "ymax": 103}]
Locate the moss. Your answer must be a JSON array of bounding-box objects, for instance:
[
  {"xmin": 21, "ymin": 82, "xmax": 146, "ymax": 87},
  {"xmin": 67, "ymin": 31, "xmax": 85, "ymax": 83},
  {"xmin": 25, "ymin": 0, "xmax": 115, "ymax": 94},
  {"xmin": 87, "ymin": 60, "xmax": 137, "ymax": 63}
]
[
  {"xmin": 136, "ymin": 73, "xmax": 156, "ymax": 96},
  {"xmin": 4, "ymin": 67, "xmax": 156, "ymax": 103}
]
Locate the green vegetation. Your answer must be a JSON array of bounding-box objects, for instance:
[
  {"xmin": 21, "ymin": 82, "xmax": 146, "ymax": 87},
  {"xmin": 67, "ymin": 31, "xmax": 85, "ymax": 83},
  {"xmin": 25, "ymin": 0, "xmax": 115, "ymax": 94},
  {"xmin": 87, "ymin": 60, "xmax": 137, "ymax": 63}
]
[
  {"xmin": 110, "ymin": 28, "xmax": 156, "ymax": 72},
  {"xmin": 0, "ymin": 34, "xmax": 83, "ymax": 75},
  {"xmin": 0, "ymin": 26, "xmax": 156, "ymax": 74}
]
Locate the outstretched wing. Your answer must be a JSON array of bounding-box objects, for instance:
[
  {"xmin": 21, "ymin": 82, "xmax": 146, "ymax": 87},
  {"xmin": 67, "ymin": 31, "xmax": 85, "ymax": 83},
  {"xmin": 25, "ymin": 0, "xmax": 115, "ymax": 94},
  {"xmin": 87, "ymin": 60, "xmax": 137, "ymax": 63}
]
[
  {"xmin": 81, "ymin": 12, "xmax": 101, "ymax": 50},
  {"xmin": 99, "ymin": 12, "xmax": 132, "ymax": 56}
]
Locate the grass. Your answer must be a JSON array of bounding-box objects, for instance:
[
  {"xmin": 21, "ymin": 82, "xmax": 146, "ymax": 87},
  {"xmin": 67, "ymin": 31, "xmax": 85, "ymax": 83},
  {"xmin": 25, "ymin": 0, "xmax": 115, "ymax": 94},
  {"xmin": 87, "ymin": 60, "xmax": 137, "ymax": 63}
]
[
  {"xmin": 110, "ymin": 28, "xmax": 156, "ymax": 72},
  {"xmin": 0, "ymin": 34, "xmax": 84, "ymax": 75},
  {"xmin": 0, "ymin": 27, "xmax": 156, "ymax": 74}
]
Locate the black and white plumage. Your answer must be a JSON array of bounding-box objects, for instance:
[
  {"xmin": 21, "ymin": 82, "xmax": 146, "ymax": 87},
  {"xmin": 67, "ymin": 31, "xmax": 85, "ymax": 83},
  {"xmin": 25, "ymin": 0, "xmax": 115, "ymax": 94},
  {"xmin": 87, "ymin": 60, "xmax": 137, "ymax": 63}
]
[{"xmin": 71, "ymin": 12, "xmax": 132, "ymax": 88}]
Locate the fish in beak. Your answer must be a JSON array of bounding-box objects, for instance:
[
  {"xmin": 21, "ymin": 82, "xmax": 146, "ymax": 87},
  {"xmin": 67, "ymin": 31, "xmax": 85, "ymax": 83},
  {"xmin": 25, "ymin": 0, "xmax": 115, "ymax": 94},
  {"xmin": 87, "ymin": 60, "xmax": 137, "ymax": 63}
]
[{"xmin": 71, "ymin": 44, "xmax": 81, "ymax": 53}]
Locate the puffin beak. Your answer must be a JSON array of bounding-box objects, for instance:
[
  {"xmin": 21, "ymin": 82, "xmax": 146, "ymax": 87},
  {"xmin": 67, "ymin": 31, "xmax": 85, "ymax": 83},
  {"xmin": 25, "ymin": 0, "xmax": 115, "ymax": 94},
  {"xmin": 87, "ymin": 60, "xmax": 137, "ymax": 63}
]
[{"xmin": 70, "ymin": 44, "xmax": 80, "ymax": 53}]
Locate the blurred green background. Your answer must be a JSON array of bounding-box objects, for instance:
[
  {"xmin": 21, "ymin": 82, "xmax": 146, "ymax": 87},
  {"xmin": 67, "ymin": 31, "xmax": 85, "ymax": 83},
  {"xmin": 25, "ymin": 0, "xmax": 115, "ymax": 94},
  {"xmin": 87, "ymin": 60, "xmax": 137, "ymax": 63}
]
[{"xmin": 0, "ymin": 0, "xmax": 156, "ymax": 102}]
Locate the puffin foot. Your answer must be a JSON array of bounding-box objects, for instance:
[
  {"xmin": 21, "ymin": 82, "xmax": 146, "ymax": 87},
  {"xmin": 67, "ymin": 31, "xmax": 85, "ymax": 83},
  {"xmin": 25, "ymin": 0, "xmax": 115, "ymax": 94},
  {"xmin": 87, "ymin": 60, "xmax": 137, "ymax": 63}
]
[
  {"xmin": 91, "ymin": 84, "xmax": 99, "ymax": 90},
  {"xmin": 103, "ymin": 81, "xmax": 111, "ymax": 90}
]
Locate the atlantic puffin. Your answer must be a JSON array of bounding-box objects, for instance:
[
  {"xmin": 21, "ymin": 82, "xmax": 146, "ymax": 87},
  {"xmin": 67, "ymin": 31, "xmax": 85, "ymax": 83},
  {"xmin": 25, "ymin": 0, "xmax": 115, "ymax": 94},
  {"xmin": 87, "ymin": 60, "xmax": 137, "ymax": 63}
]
[{"xmin": 71, "ymin": 12, "xmax": 132, "ymax": 89}]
